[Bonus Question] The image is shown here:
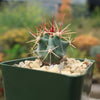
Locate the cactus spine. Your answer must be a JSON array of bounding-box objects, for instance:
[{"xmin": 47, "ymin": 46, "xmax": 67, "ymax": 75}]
[{"xmin": 27, "ymin": 16, "xmax": 75, "ymax": 65}]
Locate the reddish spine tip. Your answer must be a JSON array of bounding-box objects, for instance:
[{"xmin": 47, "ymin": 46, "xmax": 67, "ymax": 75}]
[
  {"xmin": 51, "ymin": 15, "xmax": 55, "ymax": 32},
  {"xmin": 26, "ymin": 26, "xmax": 37, "ymax": 38},
  {"xmin": 59, "ymin": 14, "xmax": 65, "ymax": 32}
]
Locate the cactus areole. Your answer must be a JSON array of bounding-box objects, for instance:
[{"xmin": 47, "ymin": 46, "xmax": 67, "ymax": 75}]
[{"xmin": 27, "ymin": 16, "xmax": 75, "ymax": 65}]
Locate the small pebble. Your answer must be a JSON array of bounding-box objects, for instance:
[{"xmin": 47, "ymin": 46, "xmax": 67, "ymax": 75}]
[{"xmin": 49, "ymin": 65, "xmax": 60, "ymax": 73}]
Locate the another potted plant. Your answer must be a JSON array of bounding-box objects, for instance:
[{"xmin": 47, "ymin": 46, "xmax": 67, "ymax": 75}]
[
  {"xmin": 0, "ymin": 17, "xmax": 95, "ymax": 100},
  {"xmin": 90, "ymin": 45, "xmax": 100, "ymax": 71}
]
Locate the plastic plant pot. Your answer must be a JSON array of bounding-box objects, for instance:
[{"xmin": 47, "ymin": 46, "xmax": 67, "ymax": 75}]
[{"xmin": 0, "ymin": 57, "xmax": 95, "ymax": 100}]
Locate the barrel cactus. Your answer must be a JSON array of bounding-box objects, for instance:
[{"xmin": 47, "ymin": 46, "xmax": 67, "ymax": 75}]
[{"xmin": 27, "ymin": 16, "xmax": 75, "ymax": 65}]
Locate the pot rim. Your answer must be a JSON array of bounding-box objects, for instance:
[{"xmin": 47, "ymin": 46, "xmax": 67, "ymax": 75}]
[{"xmin": 0, "ymin": 57, "xmax": 95, "ymax": 78}]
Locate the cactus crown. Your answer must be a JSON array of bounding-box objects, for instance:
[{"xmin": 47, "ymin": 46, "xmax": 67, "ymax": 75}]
[{"xmin": 27, "ymin": 16, "xmax": 75, "ymax": 65}]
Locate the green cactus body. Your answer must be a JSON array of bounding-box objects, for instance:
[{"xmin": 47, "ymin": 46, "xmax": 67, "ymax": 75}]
[
  {"xmin": 36, "ymin": 33, "xmax": 69, "ymax": 64},
  {"xmin": 27, "ymin": 16, "xmax": 75, "ymax": 65}
]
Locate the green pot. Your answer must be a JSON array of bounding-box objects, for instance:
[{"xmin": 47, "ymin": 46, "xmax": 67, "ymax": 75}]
[{"xmin": 0, "ymin": 57, "xmax": 95, "ymax": 100}]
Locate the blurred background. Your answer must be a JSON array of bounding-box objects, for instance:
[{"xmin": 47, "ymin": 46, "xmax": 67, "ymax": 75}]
[{"xmin": 0, "ymin": 0, "xmax": 100, "ymax": 100}]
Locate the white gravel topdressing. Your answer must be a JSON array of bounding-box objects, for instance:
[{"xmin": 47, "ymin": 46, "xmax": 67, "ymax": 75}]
[{"xmin": 14, "ymin": 58, "xmax": 92, "ymax": 76}]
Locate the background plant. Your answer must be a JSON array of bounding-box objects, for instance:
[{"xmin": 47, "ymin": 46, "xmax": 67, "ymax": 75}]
[
  {"xmin": 0, "ymin": 1, "xmax": 43, "ymax": 61},
  {"xmin": 0, "ymin": 29, "xmax": 29, "ymax": 48},
  {"xmin": 72, "ymin": 34, "xmax": 99, "ymax": 53},
  {"xmin": 0, "ymin": 1, "xmax": 42, "ymax": 34}
]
